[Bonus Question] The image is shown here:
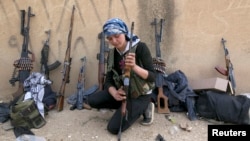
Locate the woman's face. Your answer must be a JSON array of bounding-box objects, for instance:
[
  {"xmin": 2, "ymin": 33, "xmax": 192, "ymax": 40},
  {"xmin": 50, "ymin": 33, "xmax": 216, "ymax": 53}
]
[{"xmin": 106, "ymin": 34, "xmax": 127, "ymax": 51}]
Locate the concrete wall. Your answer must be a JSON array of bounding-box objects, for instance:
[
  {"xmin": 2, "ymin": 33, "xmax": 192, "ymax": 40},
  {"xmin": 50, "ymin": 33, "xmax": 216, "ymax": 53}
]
[{"xmin": 1, "ymin": 0, "xmax": 250, "ymax": 100}]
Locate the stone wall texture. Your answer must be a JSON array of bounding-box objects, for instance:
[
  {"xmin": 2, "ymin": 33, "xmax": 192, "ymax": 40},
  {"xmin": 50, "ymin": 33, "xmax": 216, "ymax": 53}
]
[{"xmin": 1, "ymin": 0, "xmax": 250, "ymax": 100}]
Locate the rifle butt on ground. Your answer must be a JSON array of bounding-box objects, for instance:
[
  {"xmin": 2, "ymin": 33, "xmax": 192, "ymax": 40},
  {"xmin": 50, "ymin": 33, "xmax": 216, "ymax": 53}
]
[
  {"xmin": 12, "ymin": 83, "xmax": 24, "ymax": 98},
  {"xmin": 57, "ymin": 96, "xmax": 64, "ymax": 111},
  {"xmin": 157, "ymin": 87, "xmax": 170, "ymax": 114}
]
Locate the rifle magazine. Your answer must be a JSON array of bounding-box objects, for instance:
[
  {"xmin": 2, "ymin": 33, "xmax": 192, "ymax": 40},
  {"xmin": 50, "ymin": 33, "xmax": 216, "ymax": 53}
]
[{"xmin": 48, "ymin": 60, "xmax": 61, "ymax": 71}]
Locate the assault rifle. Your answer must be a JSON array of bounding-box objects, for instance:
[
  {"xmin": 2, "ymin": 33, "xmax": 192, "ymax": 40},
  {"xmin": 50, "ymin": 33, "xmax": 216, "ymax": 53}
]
[
  {"xmin": 9, "ymin": 6, "xmax": 35, "ymax": 98},
  {"xmin": 97, "ymin": 31, "xmax": 109, "ymax": 91},
  {"xmin": 117, "ymin": 22, "xmax": 134, "ymax": 141},
  {"xmin": 215, "ymin": 38, "xmax": 236, "ymax": 95},
  {"xmin": 151, "ymin": 18, "xmax": 167, "ymax": 73},
  {"xmin": 70, "ymin": 57, "xmax": 86, "ymax": 110},
  {"xmin": 151, "ymin": 18, "xmax": 170, "ymax": 114},
  {"xmin": 40, "ymin": 29, "xmax": 61, "ymax": 80},
  {"xmin": 57, "ymin": 5, "xmax": 75, "ymax": 111}
]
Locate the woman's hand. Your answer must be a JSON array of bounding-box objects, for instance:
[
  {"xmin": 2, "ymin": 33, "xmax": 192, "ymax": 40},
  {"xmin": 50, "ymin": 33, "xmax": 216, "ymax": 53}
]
[
  {"xmin": 113, "ymin": 86, "xmax": 126, "ymax": 101},
  {"xmin": 125, "ymin": 53, "xmax": 136, "ymax": 69}
]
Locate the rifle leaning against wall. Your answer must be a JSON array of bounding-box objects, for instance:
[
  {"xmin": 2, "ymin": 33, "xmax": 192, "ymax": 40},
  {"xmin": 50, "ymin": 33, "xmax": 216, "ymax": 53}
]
[
  {"xmin": 151, "ymin": 18, "xmax": 170, "ymax": 114},
  {"xmin": 9, "ymin": 6, "xmax": 35, "ymax": 98},
  {"xmin": 40, "ymin": 29, "xmax": 61, "ymax": 80},
  {"xmin": 215, "ymin": 38, "xmax": 236, "ymax": 95},
  {"xmin": 117, "ymin": 22, "xmax": 134, "ymax": 141},
  {"xmin": 70, "ymin": 57, "xmax": 86, "ymax": 110},
  {"xmin": 97, "ymin": 31, "xmax": 109, "ymax": 91},
  {"xmin": 57, "ymin": 5, "xmax": 75, "ymax": 112}
]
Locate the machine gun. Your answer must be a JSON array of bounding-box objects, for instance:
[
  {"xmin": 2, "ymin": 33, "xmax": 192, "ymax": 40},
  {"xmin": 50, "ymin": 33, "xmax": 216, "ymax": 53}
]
[
  {"xmin": 151, "ymin": 18, "xmax": 170, "ymax": 114},
  {"xmin": 57, "ymin": 5, "xmax": 75, "ymax": 111},
  {"xmin": 215, "ymin": 38, "xmax": 236, "ymax": 95},
  {"xmin": 9, "ymin": 6, "xmax": 35, "ymax": 98},
  {"xmin": 97, "ymin": 31, "xmax": 109, "ymax": 91},
  {"xmin": 40, "ymin": 30, "xmax": 61, "ymax": 80},
  {"xmin": 117, "ymin": 22, "xmax": 134, "ymax": 141}
]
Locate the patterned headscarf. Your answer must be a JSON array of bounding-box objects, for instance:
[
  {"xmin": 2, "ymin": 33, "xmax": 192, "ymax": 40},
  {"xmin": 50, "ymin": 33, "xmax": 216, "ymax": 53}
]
[{"xmin": 103, "ymin": 18, "xmax": 138, "ymax": 41}]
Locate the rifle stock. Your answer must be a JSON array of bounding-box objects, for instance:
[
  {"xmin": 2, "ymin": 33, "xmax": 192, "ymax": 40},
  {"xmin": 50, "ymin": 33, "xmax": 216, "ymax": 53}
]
[
  {"xmin": 98, "ymin": 63, "xmax": 105, "ymax": 90},
  {"xmin": 12, "ymin": 83, "xmax": 25, "ymax": 98},
  {"xmin": 9, "ymin": 7, "xmax": 35, "ymax": 98},
  {"xmin": 57, "ymin": 81, "xmax": 66, "ymax": 111},
  {"xmin": 57, "ymin": 5, "xmax": 75, "ymax": 111},
  {"xmin": 214, "ymin": 65, "xmax": 228, "ymax": 76}
]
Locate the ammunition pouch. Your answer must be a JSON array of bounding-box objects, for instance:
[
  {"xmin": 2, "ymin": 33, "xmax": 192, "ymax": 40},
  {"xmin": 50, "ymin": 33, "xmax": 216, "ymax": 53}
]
[
  {"xmin": 111, "ymin": 69, "xmax": 123, "ymax": 89},
  {"xmin": 130, "ymin": 71, "xmax": 155, "ymax": 98},
  {"xmin": 10, "ymin": 99, "xmax": 46, "ymax": 129},
  {"xmin": 111, "ymin": 69, "xmax": 155, "ymax": 99}
]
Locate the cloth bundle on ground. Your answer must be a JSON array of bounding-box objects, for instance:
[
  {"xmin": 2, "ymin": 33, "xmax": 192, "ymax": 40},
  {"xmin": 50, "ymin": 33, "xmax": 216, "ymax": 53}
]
[
  {"xmin": 23, "ymin": 72, "xmax": 56, "ymax": 116},
  {"xmin": 195, "ymin": 90, "xmax": 250, "ymax": 125},
  {"xmin": 151, "ymin": 70, "xmax": 198, "ymax": 120}
]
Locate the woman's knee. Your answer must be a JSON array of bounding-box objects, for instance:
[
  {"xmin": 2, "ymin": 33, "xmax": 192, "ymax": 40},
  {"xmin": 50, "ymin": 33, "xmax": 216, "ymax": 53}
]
[{"xmin": 107, "ymin": 124, "xmax": 119, "ymax": 134}]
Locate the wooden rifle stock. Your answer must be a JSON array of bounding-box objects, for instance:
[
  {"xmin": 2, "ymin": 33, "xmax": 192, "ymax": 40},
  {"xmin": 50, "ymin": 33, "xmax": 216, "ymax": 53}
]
[
  {"xmin": 214, "ymin": 65, "xmax": 228, "ymax": 76},
  {"xmin": 98, "ymin": 63, "xmax": 105, "ymax": 90},
  {"xmin": 117, "ymin": 22, "xmax": 134, "ymax": 141},
  {"xmin": 57, "ymin": 80, "xmax": 67, "ymax": 111},
  {"xmin": 157, "ymin": 87, "xmax": 170, "ymax": 113},
  {"xmin": 57, "ymin": 5, "xmax": 75, "ymax": 111}
]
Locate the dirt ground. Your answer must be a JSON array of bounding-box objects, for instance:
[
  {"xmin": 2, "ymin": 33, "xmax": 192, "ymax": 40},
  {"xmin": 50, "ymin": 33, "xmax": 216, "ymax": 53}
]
[{"xmin": 0, "ymin": 100, "xmax": 212, "ymax": 141}]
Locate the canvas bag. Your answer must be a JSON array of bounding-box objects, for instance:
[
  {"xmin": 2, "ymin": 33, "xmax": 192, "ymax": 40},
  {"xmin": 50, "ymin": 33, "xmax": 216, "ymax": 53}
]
[{"xmin": 10, "ymin": 95, "xmax": 46, "ymax": 129}]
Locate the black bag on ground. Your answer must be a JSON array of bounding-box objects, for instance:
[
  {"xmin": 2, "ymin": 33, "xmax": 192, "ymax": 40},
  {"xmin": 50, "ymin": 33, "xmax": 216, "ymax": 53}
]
[
  {"xmin": 42, "ymin": 85, "xmax": 57, "ymax": 110},
  {"xmin": 0, "ymin": 102, "xmax": 10, "ymax": 123},
  {"xmin": 196, "ymin": 90, "xmax": 250, "ymax": 125}
]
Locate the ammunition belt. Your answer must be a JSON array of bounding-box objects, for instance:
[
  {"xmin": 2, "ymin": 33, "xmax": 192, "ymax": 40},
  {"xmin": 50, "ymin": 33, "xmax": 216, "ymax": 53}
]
[
  {"xmin": 13, "ymin": 57, "xmax": 33, "ymax": 70},
  {"xmin": 153, "ymin": 57, "xmax": 166, "ymax": 74}
]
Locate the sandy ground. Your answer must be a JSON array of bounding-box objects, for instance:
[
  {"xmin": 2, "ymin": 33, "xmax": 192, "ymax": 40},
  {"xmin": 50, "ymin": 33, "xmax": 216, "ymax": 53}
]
[{"xmin": 0, "ymin": 100, "xmax": 212, "ymax": 141}]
